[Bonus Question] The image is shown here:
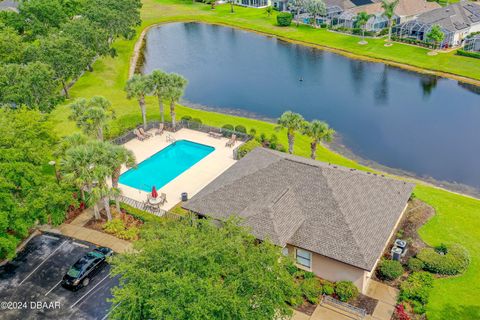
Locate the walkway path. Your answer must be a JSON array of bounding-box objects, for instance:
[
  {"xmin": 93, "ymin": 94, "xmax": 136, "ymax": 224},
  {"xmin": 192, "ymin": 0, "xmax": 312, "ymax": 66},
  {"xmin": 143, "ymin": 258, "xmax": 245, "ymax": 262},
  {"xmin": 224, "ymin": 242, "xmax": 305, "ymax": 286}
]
[
  {"xmin": 40, "ymin": 209, "xmax": 132, "ymax": 253},
  {"xmin": 365, "ymin": 280, "xmax": 399, "ymax": 320},
  {"xmin": 293, "ymin": 280, "xmax": 399, "ymax": 320}
]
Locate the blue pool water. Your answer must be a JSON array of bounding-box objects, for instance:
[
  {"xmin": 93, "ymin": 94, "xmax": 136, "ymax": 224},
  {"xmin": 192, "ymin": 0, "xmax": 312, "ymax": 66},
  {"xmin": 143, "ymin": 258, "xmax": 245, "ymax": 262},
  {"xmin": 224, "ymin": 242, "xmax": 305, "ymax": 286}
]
[{"xmin": 119, "ymin": 140, "xmax": 215, "ymax": 191}]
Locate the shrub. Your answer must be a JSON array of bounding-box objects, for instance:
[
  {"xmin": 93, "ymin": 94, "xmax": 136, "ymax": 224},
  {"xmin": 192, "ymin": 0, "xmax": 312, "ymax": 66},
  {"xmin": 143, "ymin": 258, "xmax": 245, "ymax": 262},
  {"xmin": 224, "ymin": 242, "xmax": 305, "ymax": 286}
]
[
  {"xmin": 269, "ymin": 134, "xmax": 278, "ymax": 150},
  {"xmin": 117, "ymin": 226, "xmax": 139, "ymax": 240},
  {"xmin": 300, "ymin": 278, "xmax": 322, "ymax": 304},
  {"xmin": 407, "ymin": 258, "xmax": 424, "ymax": 272},
  {"xmin": 277, "ymin": 12, "xmax": 293, "ymax": 27},
  {"xmin": 181, "ymin": 115, "xmax": 192, "ymax": 121},
  {"xmin": 379, "ymin": 260, "xmax": 404, "ymax": 280},
  {"xmin": 334, "ymin": 281, "xmax": 358, "ymax": 302},
  {"xmin": 190, "ymin": 118, "xmax": 202, "ymax": 129},
  {"xmin": 303, "ymin": 271, "xmax": 315, "ymax": 279},
  {"xmin": 399, "ymin": 272, "xmax": 434, "ymax": 305},
  {"xmin": 411, "ymin": 300, "xmax": 426, "ymax": 315},
  {"xmin": 236, "ymin": 139, "xmax": 261, "ymax": 159},
  {"xmin": 257, "ymin": 132, "xmax": 267, "ymax": 144},
  {"xmin": 103, "ymin": 218, "xmax": 124, "ymax": 234},
  {"xmin": 322, "ymin": 283, "xmax": 334, "ymax": 295},
  {"xmin": 248, "ymin": 128, "xmax": 257, "ymax": 137},
  {"xmin": 103, "ymin": 218, "xmax": 139, "ymax": 240},
  {"xmin": 417, "ymin": 244, "xmax": 469, "ymax": 275},
  {"xmin": 234, "ymin": 125, "xmax": 247, "ymax": 134},
  {"xmin": 289, "ymin": 292, "xmax": 304, "ymax": 307},
  {"xmin": 222, "ymin": 124, "xmax": 234, "ymax": 137},
  {"xmin": 286, "ymin": 262, "xmax": 299, "ymax": 276}
]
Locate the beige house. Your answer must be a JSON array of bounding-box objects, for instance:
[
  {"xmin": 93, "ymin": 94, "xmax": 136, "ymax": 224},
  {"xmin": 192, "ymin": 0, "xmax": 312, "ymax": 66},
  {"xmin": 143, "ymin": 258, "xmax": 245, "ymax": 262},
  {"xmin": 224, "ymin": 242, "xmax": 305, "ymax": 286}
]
[{"xmin": 183, "ymin": 148, "xmax": 413, "ymax": 294}]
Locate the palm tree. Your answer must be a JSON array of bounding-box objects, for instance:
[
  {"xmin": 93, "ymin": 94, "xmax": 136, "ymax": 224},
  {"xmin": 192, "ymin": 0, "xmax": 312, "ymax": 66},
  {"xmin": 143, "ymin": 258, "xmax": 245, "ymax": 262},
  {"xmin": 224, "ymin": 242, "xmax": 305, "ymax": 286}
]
[
  {"xmin": 104, "ymin": 143, "xmax": 136, "ymax": 212},
  {"xmin": 356, "ymin": 12, "xmax": 372, "ymax": 44},
  {"xmin": 61, "ymin": 142, "xmax": 103, "ymax": 203},
  {"xmin": 302, "ymin": 120, "xmax": 335, "ymax": 159},
  {"xmin": 381, "ymin": 0, "xmax": 399, "ymax": 43},
  {"xmin": 61, "ymin": 140, "xmax": 113, "ymax": 220},
  {"xmin": 165, "ymin": 73, "xmax": 187, "ymax": 130},
  {"xmin": 150, "ymin": 70, "xmax": 170, "ymax": 124},
  {"xmin": 125, "ymin": 74, "xmax": 153, "ymax": 130},
  {"xmin": 91, "ymin": 182, "xmax": 117, "ymax": 221},
  {"xmin": 275, "ymin": 111, "xmax": 305, "ymax": 154},
  {"xmin": 68, "ymin": 96, "xmax": 115, "ymax": 141},
  {"xmin": 54, "ymin": 133, "xmax": 88, "ymax": 160}
]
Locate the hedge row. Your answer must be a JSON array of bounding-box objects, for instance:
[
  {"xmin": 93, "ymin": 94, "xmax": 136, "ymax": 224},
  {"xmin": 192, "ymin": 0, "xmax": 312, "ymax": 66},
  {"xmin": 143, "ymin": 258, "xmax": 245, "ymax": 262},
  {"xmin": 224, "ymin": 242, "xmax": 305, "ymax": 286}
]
[
  {"xmin": 417, "ymin": 244, "xmax": 470, "ymax": 275},
  {"xmin": 456, "ymin": 49, "xmax": 480, "ymax": 59}
]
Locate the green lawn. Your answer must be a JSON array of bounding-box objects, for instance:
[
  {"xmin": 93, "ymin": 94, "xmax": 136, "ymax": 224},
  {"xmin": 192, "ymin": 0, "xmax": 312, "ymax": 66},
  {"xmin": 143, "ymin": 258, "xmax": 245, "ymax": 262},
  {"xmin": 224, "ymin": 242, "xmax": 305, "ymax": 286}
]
[{"xmin": 49, "ymin": 1, "xmax": 480, "ymax": 319}]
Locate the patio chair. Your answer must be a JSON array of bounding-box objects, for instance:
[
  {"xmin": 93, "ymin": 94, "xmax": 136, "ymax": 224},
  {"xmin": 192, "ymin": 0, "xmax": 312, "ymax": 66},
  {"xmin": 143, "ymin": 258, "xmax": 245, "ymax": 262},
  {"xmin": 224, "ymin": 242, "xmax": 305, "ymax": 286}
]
[
  {"xmin": 155, "ymin": 123, "xmax": 165, "ymax": 136},
  {"xmin": 139, "ymin": 127, "xmax": 152, "ymax": 138},
  {"xmin": 159, "ymin": 193, "xmax": 167, "ymax": 205},
  {"xmin": 208, "ymin": 131, "xmax": 222, "ymax": 139},
  {"xmin": 226, "ymin": 134, "xmax": 237, "ymax": 147},
  {"xmin": 133, "ymin": 129, "xmax": 145, "ymax": 141}
]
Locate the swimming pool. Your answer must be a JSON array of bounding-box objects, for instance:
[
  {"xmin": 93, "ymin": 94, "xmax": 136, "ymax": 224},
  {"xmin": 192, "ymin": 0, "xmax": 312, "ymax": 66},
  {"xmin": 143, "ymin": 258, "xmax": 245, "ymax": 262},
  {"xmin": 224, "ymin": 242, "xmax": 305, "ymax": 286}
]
[{"xmin": 119, "ymin": 140, "xmax": 215, "ymax": 192}]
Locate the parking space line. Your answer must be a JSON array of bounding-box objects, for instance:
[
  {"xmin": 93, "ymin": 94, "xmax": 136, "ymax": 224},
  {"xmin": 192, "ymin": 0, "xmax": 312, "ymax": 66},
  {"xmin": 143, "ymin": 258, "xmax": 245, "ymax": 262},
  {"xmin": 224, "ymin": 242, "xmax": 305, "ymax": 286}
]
[
  {"xmin": 18, "ymin": 241, "xmax": 67, "ymax": 286},
  {"xmin": 42, "ymin": 234, "xmax": 60, "ymax": 241},
  {"xmin": 72, "ymin": 242, "xmax": 89, "ymax": 248},
  {"xmin": 44, "ymin": 280, "xmax": 62, "ymax": 296},
  {"xmin": 69, "ymin": 274, "xmax": 111, "ymax": 309},
  {"xmin": 101, "ymin": 302, "xmax": 121, "ymax": 320}
]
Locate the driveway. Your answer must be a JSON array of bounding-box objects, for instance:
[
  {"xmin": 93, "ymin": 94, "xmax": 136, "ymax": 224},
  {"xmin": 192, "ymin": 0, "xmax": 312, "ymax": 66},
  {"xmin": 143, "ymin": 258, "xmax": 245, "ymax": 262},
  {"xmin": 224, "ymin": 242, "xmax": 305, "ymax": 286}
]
[{"xmin": 0, "ymin": 233, "xmax": 119, "ymax": 320}]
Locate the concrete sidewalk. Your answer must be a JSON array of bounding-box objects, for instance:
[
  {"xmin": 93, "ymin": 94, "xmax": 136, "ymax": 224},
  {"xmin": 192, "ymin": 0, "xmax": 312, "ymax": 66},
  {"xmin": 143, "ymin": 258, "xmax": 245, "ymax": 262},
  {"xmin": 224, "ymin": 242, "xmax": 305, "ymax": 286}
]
[
  {"xmin": 40, "ymin": 209, "xmax": 133, "ymax": 253},
  {"xmin": 365, "ymin": 280, "xmax": 399, "ymax": 320}
]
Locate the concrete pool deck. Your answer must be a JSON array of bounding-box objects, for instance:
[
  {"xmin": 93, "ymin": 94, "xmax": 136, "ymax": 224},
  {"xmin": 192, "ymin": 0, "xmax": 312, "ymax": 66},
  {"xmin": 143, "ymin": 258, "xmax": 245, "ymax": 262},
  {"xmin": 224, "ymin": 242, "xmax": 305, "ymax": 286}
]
[{"xmin": 118, "ymin": 128, "xmax": 243, "ymax": 211}]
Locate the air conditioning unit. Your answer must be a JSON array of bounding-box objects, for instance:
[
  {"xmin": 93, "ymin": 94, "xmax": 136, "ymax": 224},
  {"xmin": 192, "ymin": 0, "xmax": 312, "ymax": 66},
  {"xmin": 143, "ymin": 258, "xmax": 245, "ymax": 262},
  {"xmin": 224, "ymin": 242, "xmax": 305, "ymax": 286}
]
[
  {"xmin": 395, "ymin": 239, "xmax": 407, "ymax": 253},
  {"xmin": 391, "ymin": 247, "xmax": 402, "ymax": 261}
]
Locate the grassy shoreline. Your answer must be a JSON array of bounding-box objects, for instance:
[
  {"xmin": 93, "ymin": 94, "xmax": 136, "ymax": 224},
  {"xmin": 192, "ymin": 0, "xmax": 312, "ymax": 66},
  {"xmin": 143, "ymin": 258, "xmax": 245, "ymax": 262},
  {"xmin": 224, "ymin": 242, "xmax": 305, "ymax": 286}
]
[{"xmin": 49, "ymin": 1, "xmax": 480, "ymax": 319}]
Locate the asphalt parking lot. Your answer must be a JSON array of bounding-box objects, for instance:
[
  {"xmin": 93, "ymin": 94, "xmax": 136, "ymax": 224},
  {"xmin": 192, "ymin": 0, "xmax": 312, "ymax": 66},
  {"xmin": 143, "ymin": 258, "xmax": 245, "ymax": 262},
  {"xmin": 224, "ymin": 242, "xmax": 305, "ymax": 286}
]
[{"xmin": 0, "ymin": 233, "xmax": 119, "ymax": 320}]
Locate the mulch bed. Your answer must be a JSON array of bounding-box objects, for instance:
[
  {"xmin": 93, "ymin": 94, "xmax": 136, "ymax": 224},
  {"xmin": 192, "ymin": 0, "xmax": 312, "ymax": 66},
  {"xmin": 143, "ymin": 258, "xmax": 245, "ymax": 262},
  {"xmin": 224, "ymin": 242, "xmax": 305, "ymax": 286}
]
[
  {"xmin": 84, "ymin": 207, "xmax": 143, "ymax": 233},
  {"xmin": 64, "ymin": 202, "xmax": 86, "ymax": 224},
  {"xmin": 373, "ymin": 198, "xmax": 436, "ymax": 287},
  {"xmin": 398, "ymin": 198, "xmax": 435, "ymax": 259},
  {"xmin": 349, "ymin": 293, "xmax": 378, "ymax": 315},
  {"xmin": 294, "ymin": 301, "xmax": 317, "ymax": 316},
  {"xmin": 84, "ymin": 211, "xmax": 108, "ymax": 231}
]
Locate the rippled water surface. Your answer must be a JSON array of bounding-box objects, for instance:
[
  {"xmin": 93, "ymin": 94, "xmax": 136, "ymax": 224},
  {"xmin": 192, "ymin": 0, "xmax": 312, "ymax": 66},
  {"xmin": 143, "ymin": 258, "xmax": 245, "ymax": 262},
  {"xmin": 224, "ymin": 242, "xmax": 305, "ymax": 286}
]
[{"xmin": 142, "ymin": 22, "xmax": 480, "ymax": 190}]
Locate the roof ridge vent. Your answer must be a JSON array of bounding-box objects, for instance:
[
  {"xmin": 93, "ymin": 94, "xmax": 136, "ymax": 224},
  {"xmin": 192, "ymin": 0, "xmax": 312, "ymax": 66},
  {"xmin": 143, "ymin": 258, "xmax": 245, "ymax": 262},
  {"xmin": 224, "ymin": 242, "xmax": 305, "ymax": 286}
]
[{"xmin": 272, "ymin": 188, "xmax": 290, "ymax": 205}]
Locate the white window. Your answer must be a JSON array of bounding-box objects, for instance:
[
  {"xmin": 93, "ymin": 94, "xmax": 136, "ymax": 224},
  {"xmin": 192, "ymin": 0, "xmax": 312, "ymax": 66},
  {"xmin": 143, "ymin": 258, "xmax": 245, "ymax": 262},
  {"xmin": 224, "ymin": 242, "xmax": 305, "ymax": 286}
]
[{"xmin": 296, "ymin": 248, "xmax": 312, "ymax": 269}]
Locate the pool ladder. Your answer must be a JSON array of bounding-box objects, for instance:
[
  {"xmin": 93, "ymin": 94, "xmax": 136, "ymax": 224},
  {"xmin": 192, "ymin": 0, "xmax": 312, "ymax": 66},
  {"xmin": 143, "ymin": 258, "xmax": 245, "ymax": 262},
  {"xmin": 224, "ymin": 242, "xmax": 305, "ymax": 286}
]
[{"xmin": 166, "ymin": 134, "xmax": 176, "ymax": 143}]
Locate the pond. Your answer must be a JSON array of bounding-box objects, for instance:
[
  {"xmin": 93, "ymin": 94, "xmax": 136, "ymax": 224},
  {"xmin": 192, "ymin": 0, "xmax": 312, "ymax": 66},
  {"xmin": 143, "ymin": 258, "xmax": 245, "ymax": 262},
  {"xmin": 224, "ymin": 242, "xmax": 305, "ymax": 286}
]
[{"xmin": 142, "ymin": 22, "xmax": 480, "ymax": 193}]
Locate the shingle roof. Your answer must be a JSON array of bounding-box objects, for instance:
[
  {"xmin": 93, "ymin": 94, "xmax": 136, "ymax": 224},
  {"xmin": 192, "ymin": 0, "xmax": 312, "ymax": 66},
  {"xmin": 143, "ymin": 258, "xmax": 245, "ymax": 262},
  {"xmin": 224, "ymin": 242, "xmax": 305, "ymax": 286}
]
[
  {"xmin": 0, "ymin": 1, "xmax": 18, "ymax": 11},
  {"xmin": 345, "ymin": 0, "xmax": 440, "ymax": 17},
  {"xmin": 183, "ymin": 148, "xmax": 414, "ymax": 271},
  {"xmin": 416, "ymin": 1, "xmax": 480, "ymax": 32}
]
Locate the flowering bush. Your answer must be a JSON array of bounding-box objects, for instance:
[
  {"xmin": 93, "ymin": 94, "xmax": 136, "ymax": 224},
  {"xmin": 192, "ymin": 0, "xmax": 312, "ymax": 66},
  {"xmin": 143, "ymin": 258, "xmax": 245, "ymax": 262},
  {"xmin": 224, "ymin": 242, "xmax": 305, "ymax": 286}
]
[{"xmin": 393, "ymin": 304, "xmax": 410, "ymax": 320}]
